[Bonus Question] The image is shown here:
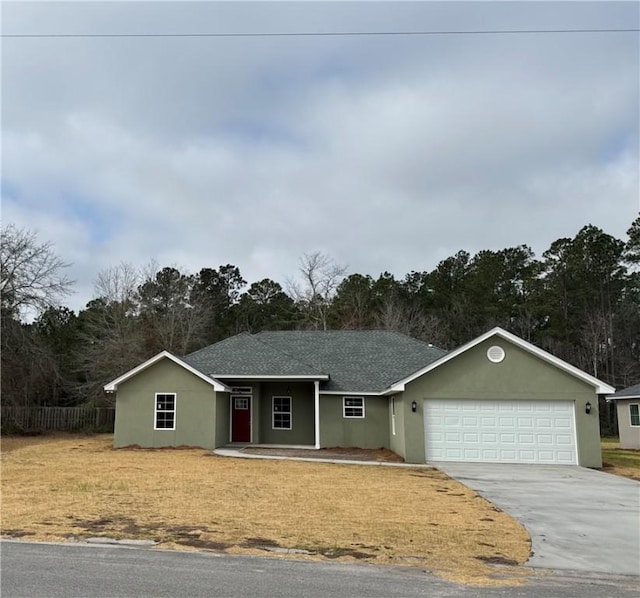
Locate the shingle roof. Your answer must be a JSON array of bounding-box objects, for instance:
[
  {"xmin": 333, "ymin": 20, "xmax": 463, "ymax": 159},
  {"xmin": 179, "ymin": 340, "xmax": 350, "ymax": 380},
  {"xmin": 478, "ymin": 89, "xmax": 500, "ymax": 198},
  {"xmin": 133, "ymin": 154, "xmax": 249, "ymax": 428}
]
[
  {"xmin": 184, "ymin": 330, "xmax": 446, "ymax": 393},
  {"xmin": 610, "ymin": 382, "xmax": 640, "ymax": 399},
  {"xmin": 184, "ymin": 332, "xmax": 327, "ymax": 377}
]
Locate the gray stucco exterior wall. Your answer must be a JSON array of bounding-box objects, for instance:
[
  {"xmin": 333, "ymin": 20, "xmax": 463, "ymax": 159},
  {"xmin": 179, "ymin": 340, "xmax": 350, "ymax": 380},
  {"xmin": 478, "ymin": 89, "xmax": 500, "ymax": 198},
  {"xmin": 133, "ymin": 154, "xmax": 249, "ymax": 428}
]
[
  {"xmin": 318, "ymin": 395, "xmax": 390, "ymax": 449},
  {"xmin": 389, "ymin": 394, "xmax": 406, "ymax": 459},
  {"xmin": 614, "ymin": 399, "xmax": 640, "ymax": 449},
  {"xmin": 215, "ymin": 391, "xmax": 230, "ymax": 447},
  {"xmin": 400, "ymin": 338, "xmax": 602, "ymax": 467},
  {"xmin": 113, "ymin": 358, "xmax": 219, "ymax": 449},
  {"xmin": 258, "ymin": 381, "xmax": 315, "ymax": 445}
]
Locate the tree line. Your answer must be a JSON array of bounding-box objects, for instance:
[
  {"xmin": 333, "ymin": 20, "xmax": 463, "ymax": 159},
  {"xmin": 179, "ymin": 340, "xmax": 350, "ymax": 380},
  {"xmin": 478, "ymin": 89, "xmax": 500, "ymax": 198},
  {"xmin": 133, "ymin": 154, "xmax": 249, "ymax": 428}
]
[{"xmin": 1, "ymin": 218, "xmax": 638, "ymax": 415}]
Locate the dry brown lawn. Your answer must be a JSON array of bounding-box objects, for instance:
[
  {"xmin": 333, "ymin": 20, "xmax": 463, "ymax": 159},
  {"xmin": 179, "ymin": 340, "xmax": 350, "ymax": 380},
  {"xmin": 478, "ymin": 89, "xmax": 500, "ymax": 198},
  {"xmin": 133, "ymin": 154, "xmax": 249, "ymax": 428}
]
[
  {"xmin": 1, "ymin": 434, "xmax": 531, "ymax": 585},
  {"xmin": 601, "ymin": 438, "xmax": 640, "ymax": 481}
]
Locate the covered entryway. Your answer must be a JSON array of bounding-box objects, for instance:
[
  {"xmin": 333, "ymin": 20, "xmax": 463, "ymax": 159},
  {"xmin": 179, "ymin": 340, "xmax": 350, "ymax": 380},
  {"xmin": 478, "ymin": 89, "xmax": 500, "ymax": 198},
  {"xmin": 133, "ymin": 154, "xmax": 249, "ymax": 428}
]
[{"xmin": 424, "ymin": 399, "xmax": 577, "ymax": 464}]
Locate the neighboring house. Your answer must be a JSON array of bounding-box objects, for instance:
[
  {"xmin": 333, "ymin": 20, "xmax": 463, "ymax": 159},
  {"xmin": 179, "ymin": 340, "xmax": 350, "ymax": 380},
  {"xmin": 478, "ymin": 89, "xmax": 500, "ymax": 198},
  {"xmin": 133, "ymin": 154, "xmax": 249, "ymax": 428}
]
[
  {"xmin": 607, "ymin": 383, "xmax": 640, "ymax": 449},
  {"xmin": 105, "ymin": 327, "xmax": 614, "ymax": 468}
]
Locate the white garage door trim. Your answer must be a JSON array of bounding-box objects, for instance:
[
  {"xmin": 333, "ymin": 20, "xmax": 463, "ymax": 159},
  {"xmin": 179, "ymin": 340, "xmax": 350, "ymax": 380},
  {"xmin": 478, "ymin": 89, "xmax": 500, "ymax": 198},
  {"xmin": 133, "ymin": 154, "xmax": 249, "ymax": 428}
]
[{"xmin": 424, "ymin": 399, "xmax": 577, "ymax": 465}]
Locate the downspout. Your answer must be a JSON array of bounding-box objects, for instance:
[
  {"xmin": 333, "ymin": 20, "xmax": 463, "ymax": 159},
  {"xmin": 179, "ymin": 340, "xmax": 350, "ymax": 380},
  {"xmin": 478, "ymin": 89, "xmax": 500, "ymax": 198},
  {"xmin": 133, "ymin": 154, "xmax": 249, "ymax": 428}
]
[{"xmin": 314, "ymin": 380, "xmax": 320, "ymax": 449}]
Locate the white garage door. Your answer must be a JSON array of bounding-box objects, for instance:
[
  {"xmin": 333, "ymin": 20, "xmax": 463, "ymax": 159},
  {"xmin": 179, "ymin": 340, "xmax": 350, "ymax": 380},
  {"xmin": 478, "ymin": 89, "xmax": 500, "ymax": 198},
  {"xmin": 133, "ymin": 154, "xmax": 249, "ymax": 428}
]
[{"xmin": 424, "ymin": 399, "xmax": 577, "ymax": 464}]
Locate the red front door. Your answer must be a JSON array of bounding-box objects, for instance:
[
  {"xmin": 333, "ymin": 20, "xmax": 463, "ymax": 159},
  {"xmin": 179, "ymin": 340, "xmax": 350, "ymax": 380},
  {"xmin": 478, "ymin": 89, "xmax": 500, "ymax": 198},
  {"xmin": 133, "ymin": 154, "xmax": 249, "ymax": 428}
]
[{"xmin": 231, "ymin": 396, "xmax": 251, "ymax": 442}]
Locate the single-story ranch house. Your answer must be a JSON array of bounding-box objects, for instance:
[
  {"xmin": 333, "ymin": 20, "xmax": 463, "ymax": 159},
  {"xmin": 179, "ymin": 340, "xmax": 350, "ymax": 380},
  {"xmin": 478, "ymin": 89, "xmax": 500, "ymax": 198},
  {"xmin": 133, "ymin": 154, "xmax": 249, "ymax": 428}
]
[
  {"xmin": 105, "ymin": 327, "xmax": 614, "ymax": 467},
  {"xmin": 607, "ymin": 383, "xmax": 640, "ymax": 449}
]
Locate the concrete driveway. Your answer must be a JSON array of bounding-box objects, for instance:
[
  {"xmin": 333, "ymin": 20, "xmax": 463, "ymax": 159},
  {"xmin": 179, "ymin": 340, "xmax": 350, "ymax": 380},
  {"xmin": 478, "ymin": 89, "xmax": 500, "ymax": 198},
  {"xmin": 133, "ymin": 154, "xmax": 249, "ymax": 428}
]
[{"xmin": 434, "ymin": 463, "xmax": 640, "ymax": 576}]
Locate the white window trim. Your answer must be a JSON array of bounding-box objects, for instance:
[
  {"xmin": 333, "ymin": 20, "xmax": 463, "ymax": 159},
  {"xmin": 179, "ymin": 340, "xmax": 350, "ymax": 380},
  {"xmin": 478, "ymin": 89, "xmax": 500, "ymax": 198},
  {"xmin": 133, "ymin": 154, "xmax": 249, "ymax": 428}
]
[
  {"xmin": 630, "ymin": 403, "xmax": 640, "ymax": 427},
  {"xmin": 343, "ymin": 396, "xmax": 365, "ymax": 419},
  {"xmin": 272, "ymin": 396, "xmax": 292, "ymax": 430},
  {"xmin": 391, "ymin": 396, "xmax": 396, "ymax": 436},
  {"xmin": 154, "ymin": 392, "xmax": 176, "ymax": 430}
]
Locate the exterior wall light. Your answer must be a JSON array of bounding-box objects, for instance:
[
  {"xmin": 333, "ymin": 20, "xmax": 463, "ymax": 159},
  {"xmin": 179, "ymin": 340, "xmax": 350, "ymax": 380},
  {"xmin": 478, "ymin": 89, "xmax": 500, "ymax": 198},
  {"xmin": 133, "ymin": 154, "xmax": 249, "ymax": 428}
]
[
  {"xmin": 585, "ymin": 401, "xmax": 592, "ymax": 415},
  {"xmin": 411, "ymin": 401, "xmax": 417, "ymax": 413}
]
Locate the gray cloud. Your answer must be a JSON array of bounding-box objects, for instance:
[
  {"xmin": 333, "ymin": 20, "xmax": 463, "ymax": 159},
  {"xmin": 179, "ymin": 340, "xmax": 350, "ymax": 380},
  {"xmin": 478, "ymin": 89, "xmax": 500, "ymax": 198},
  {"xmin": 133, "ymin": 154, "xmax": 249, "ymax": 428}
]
[{"xmin": 2, "ymin": 1, "xmax": 639, "ymax": 313}]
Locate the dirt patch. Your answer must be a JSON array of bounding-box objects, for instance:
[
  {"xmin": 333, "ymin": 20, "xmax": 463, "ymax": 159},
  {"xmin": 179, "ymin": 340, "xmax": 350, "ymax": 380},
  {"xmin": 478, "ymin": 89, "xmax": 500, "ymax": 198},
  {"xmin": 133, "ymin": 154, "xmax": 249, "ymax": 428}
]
[
  {"xmin": 2, "ymin": 529, "xmax": 35, "ymax": 538},
  {"xmin": 477, "ymin": 555, "xmax": 521, "ymax": 566},
  {"xmin": 1, "ymin": 434, "xmax": 532, "ymax": 586},
  {"xmin": 602, "ymin": 461, "xmax": 640, "ymax": 481},
  {"xmin": 241, "ymin": 537, "xmax": 280, "ymax": 548},
  {"xmin": 321, "ymin": 547, "xmax": 373, "ymax": 559},
  {"xmin": 67, "ymin": 515, "xmax": 232, "ymax": 551}
]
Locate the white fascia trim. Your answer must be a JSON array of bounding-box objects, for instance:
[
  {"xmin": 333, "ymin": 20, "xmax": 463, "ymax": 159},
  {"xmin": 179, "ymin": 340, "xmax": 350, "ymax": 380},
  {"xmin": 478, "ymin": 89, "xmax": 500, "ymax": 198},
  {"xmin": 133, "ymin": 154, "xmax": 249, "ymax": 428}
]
[
  {"xmin": 607, "ymin": 394, "xmax": 640, "ymax": 401},
  {"xmin": 211, "ymin": 374, "xmax": 329, "ymax": 380},
  {"xmin": 387, "ymin": 327, "xmax": 616, "ymax": 395},
  {"xmin": 104, "ymin": 351, "xmax": 230, "ymax": 393}
]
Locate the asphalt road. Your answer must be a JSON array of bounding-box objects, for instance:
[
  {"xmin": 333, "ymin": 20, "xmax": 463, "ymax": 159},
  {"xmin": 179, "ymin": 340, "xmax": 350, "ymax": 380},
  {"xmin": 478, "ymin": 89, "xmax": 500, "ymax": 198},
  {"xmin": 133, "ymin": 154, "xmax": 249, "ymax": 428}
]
[{"xmin": 1, "ymin": 541, "xmax": 638, "ymax": 598}]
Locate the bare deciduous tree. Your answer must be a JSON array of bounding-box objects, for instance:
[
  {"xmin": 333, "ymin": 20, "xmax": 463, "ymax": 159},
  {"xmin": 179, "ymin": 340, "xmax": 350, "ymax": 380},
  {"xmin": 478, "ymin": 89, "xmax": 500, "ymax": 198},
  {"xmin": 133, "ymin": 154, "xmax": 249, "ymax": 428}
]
[
  {"xmin": 94, "ymin": 262, "xmax": 141, "ymax": 311},
  {"xmin": 376, "ymin": 292, "xmax": 447, "ymax": 347},
  {"xmin": 1, "ymin": 224, "xmax": 74, "ymax": 319},
  {"xmin": 77, "ymin": 263, "xmax": 146, "ymax": 403},
  {"xmin": 288, "ymin": 252, "xmax": 347, "ymax": 330}
]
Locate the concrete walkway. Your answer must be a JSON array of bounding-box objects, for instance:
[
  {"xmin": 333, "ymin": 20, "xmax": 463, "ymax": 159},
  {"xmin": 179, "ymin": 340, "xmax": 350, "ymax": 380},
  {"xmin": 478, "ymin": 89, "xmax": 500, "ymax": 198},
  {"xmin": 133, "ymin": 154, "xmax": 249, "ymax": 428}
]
[
  {"xmin": 434, "ymin": 462, "xmax": 640, "ymax": 576},
  {"xmin": 213, "ymin": 447, "xmax": 431, "ymax": 468}
]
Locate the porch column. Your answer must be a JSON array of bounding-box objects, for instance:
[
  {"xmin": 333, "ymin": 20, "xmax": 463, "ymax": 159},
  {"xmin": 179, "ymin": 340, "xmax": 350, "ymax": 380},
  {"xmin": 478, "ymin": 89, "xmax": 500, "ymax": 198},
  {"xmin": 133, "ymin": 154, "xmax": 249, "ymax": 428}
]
[{"xmin": 314, "ymin": 380, "xmax": 320, "ymax": 449}]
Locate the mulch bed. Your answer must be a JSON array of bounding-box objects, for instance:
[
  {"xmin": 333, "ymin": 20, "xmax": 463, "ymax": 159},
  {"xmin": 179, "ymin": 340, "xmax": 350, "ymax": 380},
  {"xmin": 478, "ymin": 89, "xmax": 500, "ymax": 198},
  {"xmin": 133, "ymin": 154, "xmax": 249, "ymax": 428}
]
[{"xmin": 240, "ymin": 446, "xmax": 405, "ymax": 462}]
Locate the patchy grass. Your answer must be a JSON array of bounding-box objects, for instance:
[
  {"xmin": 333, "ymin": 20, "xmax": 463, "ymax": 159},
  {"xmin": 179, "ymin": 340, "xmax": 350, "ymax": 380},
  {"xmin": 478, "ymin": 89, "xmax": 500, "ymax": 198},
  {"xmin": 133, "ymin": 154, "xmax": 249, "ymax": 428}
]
[
  {"xmin": 601, "ymin": 438, "xmax": 640, "ymax": 481},
  {"xmin": 1, "ymin": 434, "xmax": 532, "ymax": 585}
]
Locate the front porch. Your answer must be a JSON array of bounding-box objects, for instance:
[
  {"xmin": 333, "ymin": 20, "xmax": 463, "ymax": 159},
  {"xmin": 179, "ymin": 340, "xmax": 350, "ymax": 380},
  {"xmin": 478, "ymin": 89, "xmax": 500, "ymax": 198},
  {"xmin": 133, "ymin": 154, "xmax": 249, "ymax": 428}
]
[{"xmin": 226, "ymin": 380, "xmax": 319, "ymax": 447}]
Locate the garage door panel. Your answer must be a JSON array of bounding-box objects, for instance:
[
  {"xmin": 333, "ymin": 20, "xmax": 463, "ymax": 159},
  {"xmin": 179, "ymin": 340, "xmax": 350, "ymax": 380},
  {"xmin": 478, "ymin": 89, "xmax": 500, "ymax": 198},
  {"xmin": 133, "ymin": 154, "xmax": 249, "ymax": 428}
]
[{"xmin": 425, "ymin": 399, "xmax": 577, "ymax": 465}]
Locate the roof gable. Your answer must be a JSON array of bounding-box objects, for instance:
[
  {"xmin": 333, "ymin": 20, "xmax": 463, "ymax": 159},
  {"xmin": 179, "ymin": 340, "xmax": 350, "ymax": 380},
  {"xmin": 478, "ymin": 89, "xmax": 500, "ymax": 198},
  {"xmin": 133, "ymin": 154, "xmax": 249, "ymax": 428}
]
[
  {"xmin": 104, "ymin": 351, "xmax": 230, "ymax": 392},
  {"xmin": 387, "ymin": 327, "xmax": 615, "ymax": 395}
]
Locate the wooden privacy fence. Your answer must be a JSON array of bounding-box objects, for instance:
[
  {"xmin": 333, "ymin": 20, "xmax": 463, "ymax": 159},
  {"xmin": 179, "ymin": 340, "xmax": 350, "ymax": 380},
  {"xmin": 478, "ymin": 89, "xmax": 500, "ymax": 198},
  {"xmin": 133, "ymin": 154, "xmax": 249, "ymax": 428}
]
[{"xmin": 1, "ymin": 406, "xmax": 115, "ymax": 433}]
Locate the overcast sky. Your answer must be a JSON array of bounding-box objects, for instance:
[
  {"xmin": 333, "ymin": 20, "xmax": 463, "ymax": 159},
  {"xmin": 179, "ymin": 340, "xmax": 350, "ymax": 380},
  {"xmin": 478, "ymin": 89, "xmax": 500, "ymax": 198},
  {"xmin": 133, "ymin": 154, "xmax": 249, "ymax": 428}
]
[{"xmin": 2, "ymin": 1, "xmax": 639, "ymax": 313}]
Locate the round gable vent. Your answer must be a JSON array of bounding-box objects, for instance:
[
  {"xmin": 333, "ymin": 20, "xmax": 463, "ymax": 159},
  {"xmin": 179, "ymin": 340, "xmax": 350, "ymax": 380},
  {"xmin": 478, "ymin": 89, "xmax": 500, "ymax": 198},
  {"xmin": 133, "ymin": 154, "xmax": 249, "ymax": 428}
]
[{"xmin": 487, "ymin": 345, "xmax": 505, "ymax": 363}]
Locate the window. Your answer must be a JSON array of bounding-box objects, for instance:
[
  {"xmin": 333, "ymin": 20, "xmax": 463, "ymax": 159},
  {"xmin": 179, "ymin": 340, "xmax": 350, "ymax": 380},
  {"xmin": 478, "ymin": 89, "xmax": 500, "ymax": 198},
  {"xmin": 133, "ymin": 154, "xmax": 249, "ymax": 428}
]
[
  {"xmin": 273, "ymin": 396, "xmax": 292, "ymax": 429},
  {"xmin": 630, "ymin": 404, "xmax": 640, "ymax": 427},
  {"xmin": 343, "ymin": 396, "xmax": 365, "ymax": 418},
  {"xmin": 155, "ymin": 393, "xmax": 176, "ymax": 430},
  {"xmin": 234, "ymin": 397, "xmax": 249, "ymax": 410}
]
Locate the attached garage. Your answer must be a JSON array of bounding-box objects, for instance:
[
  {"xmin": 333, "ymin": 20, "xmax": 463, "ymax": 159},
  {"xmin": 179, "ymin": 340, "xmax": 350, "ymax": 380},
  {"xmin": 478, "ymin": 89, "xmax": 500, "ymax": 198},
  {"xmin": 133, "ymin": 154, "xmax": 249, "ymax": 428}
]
[
  {"xmin": 391, "ymin": 328, "xmax": 613, "ymax": 467},
  {"xmin": 424, "ymin": 399, "xmax": 577, "ymax": 464}
]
